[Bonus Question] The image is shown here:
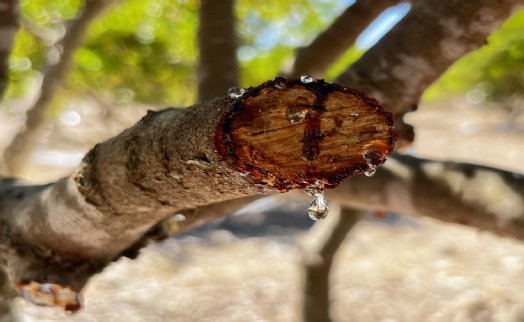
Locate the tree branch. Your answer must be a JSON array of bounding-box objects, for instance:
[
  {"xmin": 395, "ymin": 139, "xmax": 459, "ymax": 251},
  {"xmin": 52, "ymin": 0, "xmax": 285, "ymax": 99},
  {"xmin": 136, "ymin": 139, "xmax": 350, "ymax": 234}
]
[
  {"xmin": 3, "ymin": 0, "xmax": 111, "ymax": 176},
  {"xmin": 0, "ymin": 0, "xmax": 19, "ymax": 100},
  {"xmin": 0, "ymin": 78, "xmax": 396, "ymax": 307},
  {"xmin": 197, "ymin": 0, "xmax": 238, "ymax": 102},
  {"xmin": 336, "ymin": 0, "xmax": 524, "ymax": 144},
  {"xmin": 300, "ymin": 205, "xmax": 363, "ymax": 322},
  {"xmin": 290, "ymin": 0, "xmax": 405, "ymax": 79},
  {"xmin": 323, "ymin": 154, "xmax": 524, "ymax": 241}
]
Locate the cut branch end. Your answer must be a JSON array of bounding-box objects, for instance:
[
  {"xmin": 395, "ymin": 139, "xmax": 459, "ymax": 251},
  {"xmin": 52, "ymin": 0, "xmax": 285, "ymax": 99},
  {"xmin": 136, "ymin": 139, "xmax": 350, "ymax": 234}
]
[{"xmin": 216, "ymin": 77, "xmax": 398, "ymax": 191}]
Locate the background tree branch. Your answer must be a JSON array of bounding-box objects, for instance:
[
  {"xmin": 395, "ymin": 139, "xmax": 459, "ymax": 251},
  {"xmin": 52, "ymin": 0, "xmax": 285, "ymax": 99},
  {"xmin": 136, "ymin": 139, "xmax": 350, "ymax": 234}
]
[
  {"xmin": 324, "ymin": 154, "xmax": 524, "ymax": 241},
  {"xmin": 197, "ymin": 0, "xmax": 238, "ymax": 102},
  {"xmin": 300, "ymin": 205, "xmax": 363, "ymax": 322},
  {"xmin": 336, "ymin": 0, "xmax": 524, "ymax": 144},
  {"xmin": 290, "ymin": 0, "xmax": 405, "ymax": 78},
  {"xmin": 3, "ymin": 0, "xmax": 111, "ymax": 176},
  {"xmin": 0, "ymin": 0, "xmax": 19, "ymax": 100}
]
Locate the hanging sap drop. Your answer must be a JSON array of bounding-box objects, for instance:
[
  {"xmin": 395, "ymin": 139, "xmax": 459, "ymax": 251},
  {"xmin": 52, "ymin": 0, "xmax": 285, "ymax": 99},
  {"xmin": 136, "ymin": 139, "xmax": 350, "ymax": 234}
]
[
  {"xmin": 286, "ymin": 106, "xmax": 308, "ymax": 124},
  {"xmin": 364, "ymin": 168, "xmax": 377, "ymax": 177},
  {"xmin": 227, "ymin": 87, "xmax": 246, "ymax": 99},
  {"xmin": 308, "ymin": 194, "xmax": 329, "ymax": 221},
  {"xmin": 305, "ymin": 181, "xmax": 329, "ymax": 221},
  {"xmin": 300, "ymin": 75, "xmax": 314, "ymax": 84},
  {"xmin": 363, "ymin": 151, "xmax": 379, "ymax": 177}
]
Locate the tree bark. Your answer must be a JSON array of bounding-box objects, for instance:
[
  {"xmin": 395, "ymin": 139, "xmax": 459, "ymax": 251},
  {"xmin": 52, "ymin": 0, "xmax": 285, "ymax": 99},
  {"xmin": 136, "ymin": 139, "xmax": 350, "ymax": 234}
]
[
  {"xmin": 323, "ymin": 154, "xmax": 524, "ymax": 241},
  {"xmin": 0, "ymin": 0, "xmax": 19, "ymax": 100},
  {"xmin": 3, "ymin": 0, "xmax": 110, "ymax": 176},
  {"xmin": 291, "ymin": 0, "xmax": 405, "ymax": 79},
  {"xmin": 197, "ymin": 0, "xmax": 238, "ymax": 102},
  {"xmin": 336, "ymin": 0, "xmax": 524, "ymax": 144},
  {"xmin": 0, "ymin": 78, "xmax": 396, "ymax": 307},
  {"xmin": 300, "ymin": 205, "xmax": 362, "ymax": 322}
]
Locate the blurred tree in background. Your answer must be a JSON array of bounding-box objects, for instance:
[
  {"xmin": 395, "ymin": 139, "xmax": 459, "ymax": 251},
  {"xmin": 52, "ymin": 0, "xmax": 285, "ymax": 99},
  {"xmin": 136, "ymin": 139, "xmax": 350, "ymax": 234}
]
[
  {"xmin": 4, "ymin": 0, "xmax": 524, "ymax": 112},
  {"xmin": 5, "ymin": 0, "xmax": 354, "ymax": 109}
]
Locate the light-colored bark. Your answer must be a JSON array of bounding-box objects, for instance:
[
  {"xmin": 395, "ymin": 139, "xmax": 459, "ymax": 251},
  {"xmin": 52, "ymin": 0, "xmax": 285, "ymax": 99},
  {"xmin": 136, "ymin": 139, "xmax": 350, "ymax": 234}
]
[
  {"xmin": 3, "ymin": 0, "xmax": 111, "ymax": 176},
  {"xmin": 291, "ymin": 0, "xmax": 405, "ymax": 79},
  {"xmin": 336, "ymin": 0, "xmax": 524, "ymax": 144},
  {"xmin": 197, "ymin": 0, "xmax": 238, "ymax": 102}
]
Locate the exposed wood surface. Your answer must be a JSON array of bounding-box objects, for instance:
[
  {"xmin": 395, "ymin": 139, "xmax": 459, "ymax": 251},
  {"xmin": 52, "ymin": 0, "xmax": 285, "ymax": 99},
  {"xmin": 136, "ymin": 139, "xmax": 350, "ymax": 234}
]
[{"xmin": 217, "ymin": 77, "xmax": 397, "ymax": 191}]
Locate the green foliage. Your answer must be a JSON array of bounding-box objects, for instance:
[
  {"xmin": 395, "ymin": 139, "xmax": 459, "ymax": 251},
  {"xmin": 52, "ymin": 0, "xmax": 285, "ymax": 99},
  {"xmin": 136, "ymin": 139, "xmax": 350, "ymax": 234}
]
[
  {"xmin": 6, "ymin": 0, "xmax": 524, "ymax": 111},
  {"xmin": 71, "ymin": 0, "xmax": 199, "ymax": 106},
  {"xmin": 6, "ymin": 0, "xmax": 349, "ymax": 109},
  {"xmin": 236, "ymin": 0, "xmax": 349, "ymax": 86},
  {"xmin": 424, "ymin": 8, "xmax": 524, "ymax": 102}
]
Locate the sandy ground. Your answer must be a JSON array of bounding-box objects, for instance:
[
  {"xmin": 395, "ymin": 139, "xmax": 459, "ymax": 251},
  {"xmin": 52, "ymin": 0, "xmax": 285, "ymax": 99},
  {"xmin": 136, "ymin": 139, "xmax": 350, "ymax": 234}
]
[
  {"xmin": 11, "ymin": 215, "xmax": 524, "ymax": 322},
  {"xmin": 5, "ymin": 97, "xmax": 524, "ymax": 321}
]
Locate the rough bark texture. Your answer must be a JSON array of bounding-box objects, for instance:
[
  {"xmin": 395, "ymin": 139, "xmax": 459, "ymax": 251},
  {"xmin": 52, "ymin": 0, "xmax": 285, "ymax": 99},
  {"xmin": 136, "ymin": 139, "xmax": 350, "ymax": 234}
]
[
  {"xmin": 336, "ymin": 0, "xmax": 524, "ymax": 145},
  {"xmin": 197, "ymin": 0, "xmax": 238, "ymax": 102},
  {"xmin": 0, "ymin": 79, "xmax": 397, "ymax": 306},
  {"xmin": 3, "ymin": 0, "xmax": 109, "ymax": 176},
  {"xmin": 291, "ymin": 0, "xmax": 405, "ymax": 78},
  {"xmin": 0, "ymin": 0, "xmax": 19, "ymax": 100},
  {"xmin": 301, "ymin": 206, "xmax": 362, "ymax": 322}
]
